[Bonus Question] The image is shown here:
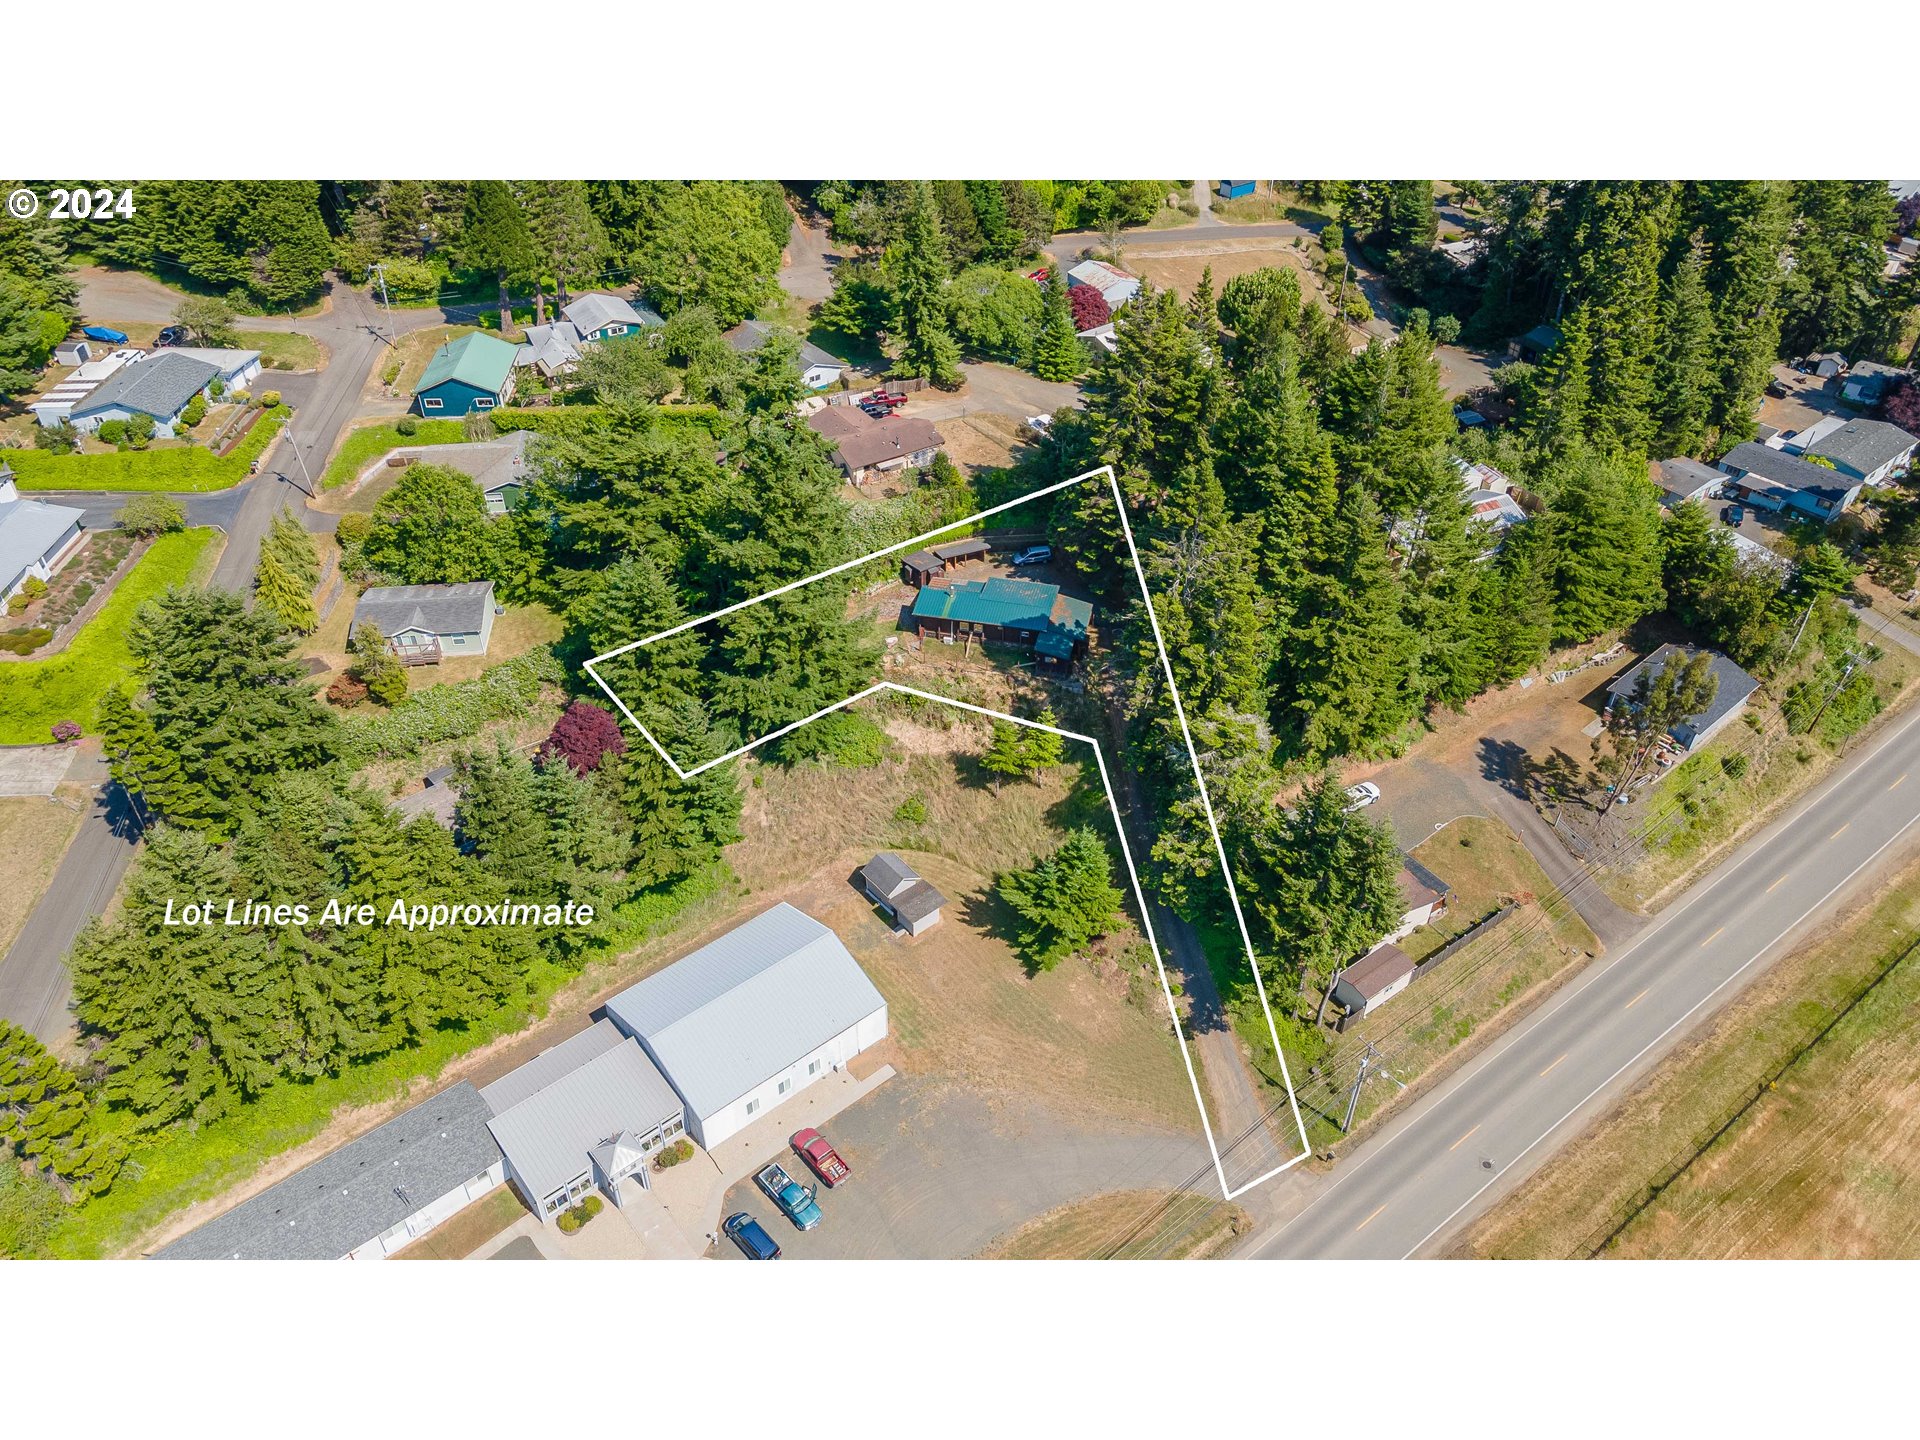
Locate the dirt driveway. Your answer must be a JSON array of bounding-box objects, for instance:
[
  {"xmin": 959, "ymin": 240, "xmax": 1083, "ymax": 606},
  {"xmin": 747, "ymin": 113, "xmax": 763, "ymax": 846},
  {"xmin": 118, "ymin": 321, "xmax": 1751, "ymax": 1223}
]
[
  {"xmin": 713, "ymin": 1075, "xmax": 1210, "ymax": 1259},
  {"xmin": 907, "ymin": 361, "xmax": 1082, "ymax": 425}
]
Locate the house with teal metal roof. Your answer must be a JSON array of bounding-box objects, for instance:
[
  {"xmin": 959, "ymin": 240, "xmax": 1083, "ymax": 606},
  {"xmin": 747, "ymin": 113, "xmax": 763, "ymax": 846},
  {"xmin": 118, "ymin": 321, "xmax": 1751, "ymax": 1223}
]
[
  {"xmin": 413, "ymin": 331, "xmax": 519, "ymax": 416},
  {"xmin": 910, "ymin": 576, "xmax": 1092, "ymax": 670}
]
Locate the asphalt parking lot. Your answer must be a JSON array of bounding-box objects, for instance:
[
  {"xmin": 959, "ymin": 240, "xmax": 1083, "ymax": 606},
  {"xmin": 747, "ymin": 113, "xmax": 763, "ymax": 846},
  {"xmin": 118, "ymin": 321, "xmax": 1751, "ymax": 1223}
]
[{"xmin": 713, "ymin": 1076, "xmax": 1210, "ymax": 1260}]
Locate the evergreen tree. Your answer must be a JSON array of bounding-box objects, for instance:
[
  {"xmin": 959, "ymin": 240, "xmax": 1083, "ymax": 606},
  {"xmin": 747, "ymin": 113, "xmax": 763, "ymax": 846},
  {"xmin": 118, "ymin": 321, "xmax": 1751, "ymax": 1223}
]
[
  {"xmin": 1025, "ymin": 707, "xmax": 1067, "ymax": 771},
  {"xmin": 1031, "ymin": 266, "xmax": 1083, "ymax": 381},
  {"xmin": 1651, "ymin": 230, "xmax": 1719, "ymax": 456},
  {"xmin": 1276, "ymin": 487, "xmax": 1418, "ymax": 760},
  {"xmin": 889, "ymin": 182, "xmax": 962, "ymax": 385},
  {"xmin": 95, "ymin": 685, "xmax": 214, "ymax": 829},
  {"xmin": 996, "ymin": 828, "xmax": 1125, "ymax": 972},
  {"xmin": 0, "ymin": 1020, "xmax": 125, "ymax": 1197},
  {"xmin": 1549, "ymin": 448, "xmax": 1666, "ymax": 643},
  {"xmin": 458, "ymin": 180, "xmax": 538, "ymax": 331},
  {"xmin": 361, "ymin": 463, "xmax": 499, "ymax": 585},
  {"xmin": 1322, "ymin": 319, "xmax": 1454, "ymax": 519},
  {"xmin": 1695, "ymin": 180, "xmax": 1792, "ymax": 441},
  {"xmin": 252, "ymin": 543, "xmax": 316, "ymax": 635},
  {"xmin": 980, "ymin": 721, "xmax": 1028, "ymax": 789}
]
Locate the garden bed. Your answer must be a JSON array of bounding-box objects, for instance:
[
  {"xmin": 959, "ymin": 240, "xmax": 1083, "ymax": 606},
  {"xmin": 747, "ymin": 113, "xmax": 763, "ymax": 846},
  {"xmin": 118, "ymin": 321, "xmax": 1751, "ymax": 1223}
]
[{"xmin": 0, "ymin": 532, "xmax": 143, "ymax": 660}]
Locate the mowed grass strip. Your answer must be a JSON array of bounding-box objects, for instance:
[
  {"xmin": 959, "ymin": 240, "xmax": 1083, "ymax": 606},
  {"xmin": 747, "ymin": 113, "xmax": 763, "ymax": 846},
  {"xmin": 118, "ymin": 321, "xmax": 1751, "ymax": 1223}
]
[
  {"xmin": 0, "ymin": 528, "xmax": 221, "ymax": 744},
  {"xmin": 7, "ymin": 408, "xmax": 291, "ymax": 493},
  {"xmin": 317, "ymin": 417, "xmax": 468, "ymax": 493},
  {"xmin": 978, "ymin": 1189, "xmax": 1252, "ymax": 1259},
  {"xmin": 235, "ymin": 329, "xmax": 325, "ymax": 372},
  {"xmin": 390, "ymin": 1186, "xmax": 528, "ymax": 1260},
  {"xmin": 0, "ymin": 790, "xmax": 88, "ymax": 956},
  {"xmin": 1454, "ymin": 852, "xmax": 1920, "ymax": 1260}
]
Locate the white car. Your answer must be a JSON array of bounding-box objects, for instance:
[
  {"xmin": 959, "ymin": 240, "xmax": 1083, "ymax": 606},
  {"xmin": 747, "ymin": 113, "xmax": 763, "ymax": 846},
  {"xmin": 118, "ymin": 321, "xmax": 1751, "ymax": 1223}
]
[
  {"xmin": 1025, "ymin": 413, "xmax": 1053, "ymax": 432},
  {"xmin": 1343, "ymin": 781, "xmax": 1382, "ymax": 812}
]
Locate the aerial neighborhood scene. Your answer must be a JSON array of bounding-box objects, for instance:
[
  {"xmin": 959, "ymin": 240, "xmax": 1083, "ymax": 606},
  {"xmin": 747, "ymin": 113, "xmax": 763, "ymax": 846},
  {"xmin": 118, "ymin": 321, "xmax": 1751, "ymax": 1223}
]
[{"xmin": 6, "ymin": 169, "xmax": 1920, "ymax": 1286}]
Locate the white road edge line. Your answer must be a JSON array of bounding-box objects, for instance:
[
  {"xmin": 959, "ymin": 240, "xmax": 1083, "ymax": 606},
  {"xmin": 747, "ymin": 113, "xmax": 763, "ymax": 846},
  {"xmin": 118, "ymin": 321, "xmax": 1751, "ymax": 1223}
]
[
  {"xmin": 582, "ymin": 465, "xmax": 1312, "ymax": 1200},
  {"xmin": 1255, "ymin": 693, "xmax": 1920, "ymax": 1255},
  {"xmin": 1399, "ymin": 801, "xmax": 1920, "ymax": 1259}
]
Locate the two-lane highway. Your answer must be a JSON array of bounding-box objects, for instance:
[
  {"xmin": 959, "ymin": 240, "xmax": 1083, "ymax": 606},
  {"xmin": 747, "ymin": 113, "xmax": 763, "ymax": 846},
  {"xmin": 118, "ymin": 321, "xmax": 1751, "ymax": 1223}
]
[{"xmin": 1255, "ymin": 698, "xmax": 1920, "ymax": 1259}]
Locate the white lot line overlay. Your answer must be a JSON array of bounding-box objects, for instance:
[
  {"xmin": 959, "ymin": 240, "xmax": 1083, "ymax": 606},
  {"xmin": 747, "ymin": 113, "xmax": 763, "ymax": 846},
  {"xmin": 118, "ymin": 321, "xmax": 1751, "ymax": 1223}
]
[{"xmin": 584, "ymin": 465, "xmax": 1311, "ymax": 1200}]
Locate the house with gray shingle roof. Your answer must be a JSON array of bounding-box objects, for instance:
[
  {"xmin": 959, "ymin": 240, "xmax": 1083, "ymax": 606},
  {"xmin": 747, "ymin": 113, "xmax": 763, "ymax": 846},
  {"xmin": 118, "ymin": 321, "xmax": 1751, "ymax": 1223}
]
[
  {"xmin": 68, "ymin": 351, "xmax": 221, "ymax": 436},
  {"xmin": 350, "ymin": 580, "xmax": 497, "ymax": 664},
  {"xmin": 513, "ymin": 293, "xmax": 662, "ymax": 377},
  {"xmin": 723, "ymin": 318, "xmax": 848, "ymax": 389},
  {"xmin": 0, "ymin": 463, "xmax": 86, "ymax": 603},
  {"xmin": 155, "ymin": 1082, "xmax": 506, "ymax": 1260},
  {"xmin": 1605, "ymin": 644, "xmax": 1760, "ymax": 754},
  {"xmin": 1716, "ymin": 440, "xmax": 1863, "ymax": 523},
  {"xmin": 1801, "ymin": 418, "xmax": 1917, "ymax": 488}
]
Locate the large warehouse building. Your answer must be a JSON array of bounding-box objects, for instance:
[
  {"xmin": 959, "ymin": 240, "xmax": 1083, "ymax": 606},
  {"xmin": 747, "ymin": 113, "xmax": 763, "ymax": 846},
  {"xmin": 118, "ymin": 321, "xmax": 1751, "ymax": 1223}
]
[{"xmin": 605, "ymin": 903, "xmax": 888, "ymax": 1149}]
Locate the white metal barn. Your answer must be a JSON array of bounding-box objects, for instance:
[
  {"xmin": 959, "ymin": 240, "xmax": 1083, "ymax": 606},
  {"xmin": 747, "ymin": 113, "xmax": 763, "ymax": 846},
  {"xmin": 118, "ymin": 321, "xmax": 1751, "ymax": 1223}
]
[{"xmin": 605, "ymin": 903, "xmax": 888, "ymax": 1150}]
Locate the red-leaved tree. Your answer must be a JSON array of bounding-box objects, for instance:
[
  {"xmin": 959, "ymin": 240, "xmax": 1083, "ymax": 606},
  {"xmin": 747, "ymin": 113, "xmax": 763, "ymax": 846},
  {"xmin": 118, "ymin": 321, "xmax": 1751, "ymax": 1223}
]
[
  {"xmin": 1884, "ymin": 378, "xmax": 1920, "ymax": 434},
  {"xmin": 539, "ymin": 699, "xmax": 628, "ymax": 774},
  {"xmin": 1068, "ymin": 283, "xmax": 1112, "ymax": 333}
]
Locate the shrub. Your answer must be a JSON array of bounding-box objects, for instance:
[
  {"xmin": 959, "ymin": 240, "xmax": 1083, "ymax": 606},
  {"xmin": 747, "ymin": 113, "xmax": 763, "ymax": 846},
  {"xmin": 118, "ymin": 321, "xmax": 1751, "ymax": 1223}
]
[
  {"xmin": 364, "ymin": 660, "xmax": 409, "ymax": 707},
  {"xmin": 894, "ymin": 794, "xmax": 928, "ymax": 825},
  {"xmin": 96, "ymin": 420, "xmax": 128, "ymax": 447},
  {"xmin": 0, "ymin": 627, "xmax": 53, "ymax": 653},
  {"xmin": 1432, "ymin": 313, "xmax": 1463, "ymax": 345},
  {"xmin": 22, "ymin": 576, "xmax": 47, "ymax": 600},
  {"xmin": 229, "ymin": 390, "xmax": 250, "ymax": 407},
  {"xmin": 125, "ymin": 414, "xmax": 155, "ymax": 449},
  {"xmin": 395, "ymin": 415, "xmax": 418, "ymax": 436},
  {"xmin": 209, "ymin": 379, "xmax": 225, "ymax": 399},
  {"xmin": 34, "ymin": 422, "xmax": 78, "ymax": 454},
  {"xmin": 539, "ymin": 699, "xmax": 627, "ymax": 774},
  {"xmin": 180, "ymin": 395, "xmax": 209, "ymax": 428},
  {"xmin": 581, "ymin": 1194, "xmax": 604, "ymax": 1219},
  {"xmin": 114, "ymin": 495, "xmax": 186, "ymax": 537},
  {"xmin": 1068, "ymin": 284, "xmax": 1112, "ymax": 332},
  {"xmin": 334, "ymin": 648, "xmax": 562, "ymax": 762},
  {"xmin": 1722, "ymin": 752, "xmax": 1751, "ymax": 779},
  {"xmin": 654, "ymin": 1138, "xmax": 695, "ymax": 1170},
  {"xmin": 462, "ymin": 411, "xmax": 497, "ymax": 442},
  {"xmin": 5, "ymin": 594, "xmax": 30, "ymax": 616},
  {"xmin": 51, "ymin": 720, "xmax": 82, "ymax": 744},
  {"xmin": 556, "ymin": 1208, "xmax": 581, "ymax": 1234},
  {"xmin": 259, "ymin": 390, "xmax": 282, "ymax": 409},
  {"xmin": 335, "ymin": 512, "xmax": 373, "ymax": 546},
  {"xmin": 325, "ymin": 673, "xmax": 370, "ymax": 707},
  {"xmin": 775, "ymin": 710, "xmax": 886, "ymax": 767}
]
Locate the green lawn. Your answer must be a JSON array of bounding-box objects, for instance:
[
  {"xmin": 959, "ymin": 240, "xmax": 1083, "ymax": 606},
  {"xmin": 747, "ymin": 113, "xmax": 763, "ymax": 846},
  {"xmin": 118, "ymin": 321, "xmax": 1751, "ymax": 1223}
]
[
  {"xmin": 319, "ymin": 417, "xmax": 468, "ymax": 492},
  {"xmin": 235, "ymin": 329, "xmax": 324, "ymax": 372},
  {"xmin": 8, "ymin": 407, "xmax": 291, "ymax": 493},
  {"xmin": 0, "ymin": 528, "xmax": 221, "ymax": 743}
]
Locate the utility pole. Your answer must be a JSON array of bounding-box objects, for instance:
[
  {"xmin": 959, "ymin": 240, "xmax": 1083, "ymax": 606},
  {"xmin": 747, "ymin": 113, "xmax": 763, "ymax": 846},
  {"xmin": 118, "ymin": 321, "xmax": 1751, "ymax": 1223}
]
[
  {"xmin": 1807, "ymin": 653, "xmax": 1862, "ymax": 734},
  {"xmin": 367, "ymin": 263, "xmax": 398, "ymax": 348},
  {"xmin": 281, "ymin": 418, "xmax": 317, "ymax": 497},
  {"xmin": 1340, "ymin": 1043, "xmax": 1378, "ymax": 1134}
]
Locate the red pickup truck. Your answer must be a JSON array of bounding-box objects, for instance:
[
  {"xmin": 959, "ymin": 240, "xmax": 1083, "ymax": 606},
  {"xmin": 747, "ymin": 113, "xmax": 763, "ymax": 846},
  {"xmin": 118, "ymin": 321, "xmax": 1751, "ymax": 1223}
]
[{"xmin": 790, "ymin": 1127, "xmax": 851, "ymax": 1188}]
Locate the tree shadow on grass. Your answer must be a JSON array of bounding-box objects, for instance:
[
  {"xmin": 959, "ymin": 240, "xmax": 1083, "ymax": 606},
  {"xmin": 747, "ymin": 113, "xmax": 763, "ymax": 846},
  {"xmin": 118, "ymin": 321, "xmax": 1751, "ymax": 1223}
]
[{"xmin": 958, "ymin": 885, "xmax": 1048, "ymax": 979}]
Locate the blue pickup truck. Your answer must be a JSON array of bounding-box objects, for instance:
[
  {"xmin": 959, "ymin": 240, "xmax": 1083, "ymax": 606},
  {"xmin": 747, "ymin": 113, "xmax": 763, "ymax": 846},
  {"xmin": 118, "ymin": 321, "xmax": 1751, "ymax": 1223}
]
[{"xmin": 755, "ymin": 1162, "xmax": 823, "ymax": 1231}]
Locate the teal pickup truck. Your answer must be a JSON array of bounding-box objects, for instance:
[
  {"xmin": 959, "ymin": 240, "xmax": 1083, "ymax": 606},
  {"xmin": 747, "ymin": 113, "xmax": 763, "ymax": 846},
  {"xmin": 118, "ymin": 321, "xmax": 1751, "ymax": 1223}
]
[{"xmin": 755, "ymin": 1161, "xmax": 823, "ymax": 1231}]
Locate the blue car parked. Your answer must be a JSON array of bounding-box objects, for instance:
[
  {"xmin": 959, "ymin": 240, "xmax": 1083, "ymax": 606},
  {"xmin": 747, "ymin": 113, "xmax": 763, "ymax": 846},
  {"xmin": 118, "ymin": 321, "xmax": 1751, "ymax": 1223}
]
[{"xmin": 724, "ymin": 1211, "xmax": 781, "ymax": 1260}]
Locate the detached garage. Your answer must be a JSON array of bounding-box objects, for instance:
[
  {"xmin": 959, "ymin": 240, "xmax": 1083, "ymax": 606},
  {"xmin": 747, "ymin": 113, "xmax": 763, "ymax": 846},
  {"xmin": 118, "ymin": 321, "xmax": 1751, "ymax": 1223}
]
[{"xmin": 605, "ymin": 903, "xmax": 888, "ymax": 1150}]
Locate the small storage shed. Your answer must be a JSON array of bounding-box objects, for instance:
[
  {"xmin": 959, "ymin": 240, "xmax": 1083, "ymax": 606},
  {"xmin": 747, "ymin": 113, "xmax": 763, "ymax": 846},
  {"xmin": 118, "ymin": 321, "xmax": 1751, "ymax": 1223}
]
[
  {"xmin": 856, "ymin": 852, "xmax": 947, "ymax": 936},
  {"xmin": 1331, "ymin": 942, "xmax": 1416, "ymax": 1022},
  {"xmin": 53, "ymin": 340, "xmax": 91, "ymax": 366},
  {"xmin": 1217, "ymin": 180, "xmax": 1256, "ymax": 199},
  {"xmin": 900, "ymin": 536, "xmax": 992, "ymax": 586}
]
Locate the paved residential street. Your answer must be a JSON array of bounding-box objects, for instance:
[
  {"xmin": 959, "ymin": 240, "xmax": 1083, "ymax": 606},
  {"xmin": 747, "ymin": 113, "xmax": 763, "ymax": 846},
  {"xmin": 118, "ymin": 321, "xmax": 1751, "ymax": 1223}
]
[{"xmin": 1250, "ymin": 697, "xmax": 1920, "ymax": 1259}]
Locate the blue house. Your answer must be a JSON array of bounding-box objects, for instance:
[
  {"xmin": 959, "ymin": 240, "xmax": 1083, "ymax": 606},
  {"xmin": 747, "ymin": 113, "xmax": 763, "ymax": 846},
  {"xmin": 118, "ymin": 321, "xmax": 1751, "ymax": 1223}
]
[
  {"xmin": 413, "ymin": 332, "xmax": 519, "ymax": 417},
  {"xmin": 1217, "ymin": 180, "xmax": 1256, "ymax": 199}
]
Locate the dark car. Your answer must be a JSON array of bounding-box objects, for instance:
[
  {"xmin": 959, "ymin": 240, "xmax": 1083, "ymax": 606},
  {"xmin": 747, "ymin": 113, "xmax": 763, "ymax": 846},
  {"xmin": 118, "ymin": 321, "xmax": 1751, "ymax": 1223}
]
[
  {"xmin": 724, "ymin": 1211, "xmax": 781, "ymax": 1260},
  {"xmin": 1724, "ymin": 505, "xmax": 1746, "ymax": 526},
  {"xmin": 1011, "ymin": 544, "xmax": 1053, "ymax": 567},
  {"xmin": 1765, "ymin": 378, "xmax": 1791, "ymax": 398},
  {"xmin": 859, "ymin": 402, "xmax": 893, "ymax": 419},
  {"xmin": 156, "ymin": 326, "xmax": 187, "ymax": 347}
]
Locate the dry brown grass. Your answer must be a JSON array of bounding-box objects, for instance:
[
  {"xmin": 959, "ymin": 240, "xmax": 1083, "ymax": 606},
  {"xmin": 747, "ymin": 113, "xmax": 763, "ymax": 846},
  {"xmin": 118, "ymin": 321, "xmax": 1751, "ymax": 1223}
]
[
  {"xmin": 389, "ymin": 1185, "xmax": 527, "ymax": 1260},
  {"xmin": 0, "ymin": 788, "xmax": 87, "ymax": 956},
  {"xmin": 1129, "ymin": 243, "xmax": 1320, "ymax": 300},
  {"xmin": 978, "ymin": 1189, "xmax": 1252, "ymax": 1259},
  {"xmin": 1456, "ymin": 850, "xmax": 1920, "ymax": 1260},
  {"xmin": 727, "ymin": 709, "xmax": 1195, "ymax": 1131}
]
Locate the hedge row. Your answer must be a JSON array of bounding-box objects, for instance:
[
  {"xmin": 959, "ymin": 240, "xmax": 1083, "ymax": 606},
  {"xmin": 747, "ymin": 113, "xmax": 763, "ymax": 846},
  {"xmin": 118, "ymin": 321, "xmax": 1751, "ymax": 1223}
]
[
  {"xmin": 335, "ymin": 647, "xmax": 564, "ymax": 764},
  {"xmin": 9, "ymin": 408, "xmax": 293, "ymax": 493}
]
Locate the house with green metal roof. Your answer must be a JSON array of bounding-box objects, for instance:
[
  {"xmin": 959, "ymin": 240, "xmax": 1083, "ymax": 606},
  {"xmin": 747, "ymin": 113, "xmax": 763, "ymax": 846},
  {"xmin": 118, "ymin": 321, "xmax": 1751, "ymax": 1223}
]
[
  {"xmin": 910, "ymin": 576, "xmax": 1093, "ymax": 670},
  {"xmin": 412, "ymin": 331, "xmax": 519, "ymax": 416}
]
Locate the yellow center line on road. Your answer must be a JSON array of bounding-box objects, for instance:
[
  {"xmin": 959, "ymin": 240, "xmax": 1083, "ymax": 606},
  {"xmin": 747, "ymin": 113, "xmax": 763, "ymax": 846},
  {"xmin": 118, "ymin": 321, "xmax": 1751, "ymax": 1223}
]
[
  {"xmin": 1448, "ymin": 1124, "xmax": 1480, "ymax": 1152},
  {"xmin": 1624, "ymin": 988, "xmax": 1650, "ymax": 1010},
  {"xmin": 1766, "ymin": 873, "xmax": 1790, "ymax": 893},
  {"xmin": 1831, "ymin": 822, "xmax": 1851, "ymax": 840},
  {"xmin": 1891, "ymin": 774, "xmax": 1908, "ymax": 792},
  {"xmin": 1355, "ymin": 1204, "xmax": 1388, "ymax": 1233},
  {"xmin": 1700, "ymin": 926, "xmax": 1725, "ymax": 948},
  {"xmin": 1539, "ymin": 1053, "xmax": 1569, "ymax": 1078}
]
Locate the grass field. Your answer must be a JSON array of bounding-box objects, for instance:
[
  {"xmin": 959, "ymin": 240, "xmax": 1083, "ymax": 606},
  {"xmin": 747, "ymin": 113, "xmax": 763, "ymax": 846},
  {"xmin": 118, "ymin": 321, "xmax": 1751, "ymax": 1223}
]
[
  {"xmin": 317, "ymin": 417, "xmax": 468, "ymax": 492},
  {"xmin": 0, "ymin": 528, "xmax": 221, "ymax": 744},
  {"xmin": 978, "ymin": 1189, "xmax": 1251, "ymax": 1258},
  {"xmin": 728, "ymin": 708, "xmax": 1197, "ymax": 1131},
  {"xmin": 1455, "ymin": 850, "xmax": 1920, "ymax": 1260},
  {"xmin": 0, "ymin": 789, "xmax": 87, "ymax": 957},
  {"xmin": 235, "ymin": 329, "xmax": 325, "ymax": 372},
  {"xmin": 390, "ymin": 1186, "xmax": 527, "ymax": 1260}
]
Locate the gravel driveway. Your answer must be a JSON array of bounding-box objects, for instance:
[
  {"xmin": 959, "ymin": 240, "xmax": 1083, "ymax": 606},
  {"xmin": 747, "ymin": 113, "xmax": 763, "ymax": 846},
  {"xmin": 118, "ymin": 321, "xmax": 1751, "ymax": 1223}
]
[{"xmin": 714, "ymin": 1075, "xmax": 1210, "ymax": 1259}]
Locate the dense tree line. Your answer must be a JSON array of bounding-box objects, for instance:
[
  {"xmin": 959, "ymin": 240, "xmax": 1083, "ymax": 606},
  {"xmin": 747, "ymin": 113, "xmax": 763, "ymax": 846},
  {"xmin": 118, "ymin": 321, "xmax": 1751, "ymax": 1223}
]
[
  {"xmin": 91, "ymin": 180, "xmax": 335, "ymax": 307},
  {"xmin": 0, "ymin": 183, "xmax": 80, "ymax": 399}
]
